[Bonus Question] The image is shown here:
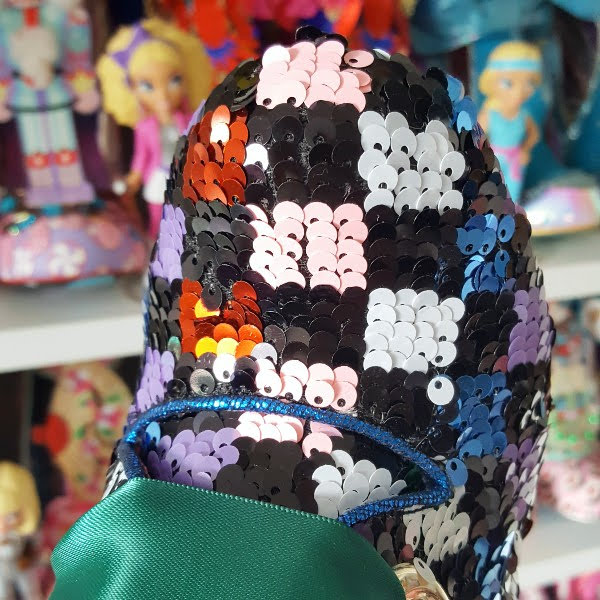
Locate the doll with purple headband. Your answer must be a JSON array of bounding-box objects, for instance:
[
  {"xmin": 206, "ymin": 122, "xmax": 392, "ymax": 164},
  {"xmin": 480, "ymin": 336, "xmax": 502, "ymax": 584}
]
[{"xmin": 97, "ymin": 18, "xmax": 212, "ymax": 238}]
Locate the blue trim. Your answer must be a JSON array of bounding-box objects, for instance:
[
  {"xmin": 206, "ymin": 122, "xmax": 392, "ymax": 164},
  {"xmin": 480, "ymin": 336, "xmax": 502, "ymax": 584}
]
[{"xmin": 121, "ymin": 396, "xmax": 452, "ymax": 526}]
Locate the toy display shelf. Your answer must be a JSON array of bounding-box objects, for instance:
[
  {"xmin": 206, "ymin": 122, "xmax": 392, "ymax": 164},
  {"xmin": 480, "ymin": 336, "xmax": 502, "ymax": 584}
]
[
  {"xmin": 0, "ymin": 279, "xmax": 143, "ymax": 373},
  {"xmin": 520, "ymin": 507, "xmax": 600, "ymax": 589}
]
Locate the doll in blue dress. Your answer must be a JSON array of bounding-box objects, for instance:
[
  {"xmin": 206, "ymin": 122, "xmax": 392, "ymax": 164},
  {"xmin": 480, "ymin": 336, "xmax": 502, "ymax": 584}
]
[{"xmin": 477, "ymin": 41, "xmax": 542, "ymax": 202}]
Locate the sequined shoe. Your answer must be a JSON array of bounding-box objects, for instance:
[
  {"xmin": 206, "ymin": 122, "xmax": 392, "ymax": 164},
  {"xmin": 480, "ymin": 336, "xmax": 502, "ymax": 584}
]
[{"xmin": 50, "ymin": 28, "xmax": 554, "ymax": 600}]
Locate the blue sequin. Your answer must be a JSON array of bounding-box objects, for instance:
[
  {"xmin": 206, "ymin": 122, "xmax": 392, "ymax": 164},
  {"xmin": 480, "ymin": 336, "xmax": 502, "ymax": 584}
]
[
  {"xmin": 120, "ymin": 396, "xmax": 452, "ymax": 526},
  {"xmin": 445, "ymin": 458, "xmax": 468, "ymax": 486},
  {"xmin": 480, "ymin": 229, "xmax": 496, "ymax": 255},
  {"xmin": 497, "ymin": 215, "xmax": 515, "ymax": 242}
]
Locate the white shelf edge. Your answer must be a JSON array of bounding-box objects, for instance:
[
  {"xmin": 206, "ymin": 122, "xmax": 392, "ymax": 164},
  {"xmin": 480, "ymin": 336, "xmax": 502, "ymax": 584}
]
[
  {"xmin": 535, "ymin": 230, "xmax": 600, "ymax": 302},
  {"xmin": 0, "ymin": 281, "xmax": 143, "ymax": 373},
  {"xmin": 520, "ymin": 507, "xmax": 600, "ymax": 589}
]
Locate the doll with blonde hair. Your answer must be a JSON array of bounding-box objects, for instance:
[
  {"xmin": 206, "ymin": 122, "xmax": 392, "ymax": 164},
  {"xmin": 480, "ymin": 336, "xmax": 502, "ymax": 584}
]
[
  {"xmin": 478, "ymin": 41, "xmax": 542, "ymax": 202},
  {"xmin": 0, "ymin": 462, "xmax": 41, "ymax": 600},
  {"xmin": 97, "ymin": 18, "xmax": 211, "ymax": 237}
]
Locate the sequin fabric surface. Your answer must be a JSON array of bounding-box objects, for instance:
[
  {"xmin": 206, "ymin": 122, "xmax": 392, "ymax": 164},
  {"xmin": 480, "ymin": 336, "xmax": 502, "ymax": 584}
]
[{"xmin": 109, "ymin": 26, "xmax": 554, "ymax": 600}]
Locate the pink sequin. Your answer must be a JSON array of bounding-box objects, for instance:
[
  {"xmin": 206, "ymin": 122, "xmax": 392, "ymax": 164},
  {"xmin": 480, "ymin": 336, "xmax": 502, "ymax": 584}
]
[
  {"xmin": 256, "ymin": 41, "xmax": 370, "ymax": 112},
  {"xmin": 343, "ymin": 50, "xmax": 374, "ymax": 68}
]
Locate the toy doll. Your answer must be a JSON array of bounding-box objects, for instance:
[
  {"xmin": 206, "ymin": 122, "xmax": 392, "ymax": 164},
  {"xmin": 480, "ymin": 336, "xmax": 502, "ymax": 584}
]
[
  {"xmin": 477, "ymin": 41, "xmax": 542, "ymax": 203},
  {"xmin": 0, "ymin": 0, "xmax": 98, "ymax": 207},
  {"xmin": 0, "ymin": 0, "xmax": 147, "ymax": 285},
  {"xmin": 97, "ymin": 18, "xmax": 212, "ymax": 238},
  {"xmin": 31, "ymin": 362, "xmax": 131, "ymax": 596},
  {"xmin": 410, "ymin": 0, "xmax": 600, "ymax": 235},
  {"xmin": 51, "ymin": 30, "xmax": 554, "ymax": 600},
  {"xmin": 0, "ymin": 462, "xmax": 42, "ymax": 600}
]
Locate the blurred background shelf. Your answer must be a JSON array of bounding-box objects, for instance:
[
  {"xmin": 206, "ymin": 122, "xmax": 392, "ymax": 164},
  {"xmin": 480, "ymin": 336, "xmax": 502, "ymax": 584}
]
[
  {"xmin": 0, "ymin": 279, "xmax": 143, "ymax": 374},
  {"xmin": 520, "ymin": 507, "xmax": 600, "ymax": 589},
  {"xmin": 535, "ymin": 229, "xmax": 600, "ymax": 302}
]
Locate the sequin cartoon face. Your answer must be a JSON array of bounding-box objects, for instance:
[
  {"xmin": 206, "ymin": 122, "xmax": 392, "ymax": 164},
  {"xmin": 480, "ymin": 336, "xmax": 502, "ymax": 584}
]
[{"xmin": 110, "ymin": 27, "xmax": 554, "ymax": 599}]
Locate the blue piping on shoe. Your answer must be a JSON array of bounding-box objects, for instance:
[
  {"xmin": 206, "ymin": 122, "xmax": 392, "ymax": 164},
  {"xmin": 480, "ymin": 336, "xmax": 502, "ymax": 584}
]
[{"xmin": 120, "ymin": 396, "xmax": 452, "ymax": 525}]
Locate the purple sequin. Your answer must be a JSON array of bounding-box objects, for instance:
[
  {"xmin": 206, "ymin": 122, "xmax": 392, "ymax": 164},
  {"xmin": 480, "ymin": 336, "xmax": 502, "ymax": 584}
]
[
  {"xmin": 135, "ymin": 348, "xmax": 175, "ymax": 411},
  {"xmin": 507, "ymin": 286, "xmax": 553, "ymax": 371},
  {"xmin": 150, "ymin": 204, "xmax": 185, "ymax": 283},
  {"xmin": 146, "ymin": 428, "xmax": 240, "ymax": 490}
]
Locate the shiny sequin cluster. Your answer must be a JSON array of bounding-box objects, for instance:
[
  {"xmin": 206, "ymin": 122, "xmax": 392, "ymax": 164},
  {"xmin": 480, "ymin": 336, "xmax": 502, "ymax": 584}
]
[
  {"xmin": 256, "ymin": 40, "xmax": 373, "ymax": 112},
  {"xmin": 364, "ymin": 288, "xmax": 463, "ymax": 377},
  {"xmin": 112, "ymin": 26, "xmax": 555, "ymax": 600},
  {"xmin": 141, "ymin": 410, "xmax": 419, "ymax": 518}
]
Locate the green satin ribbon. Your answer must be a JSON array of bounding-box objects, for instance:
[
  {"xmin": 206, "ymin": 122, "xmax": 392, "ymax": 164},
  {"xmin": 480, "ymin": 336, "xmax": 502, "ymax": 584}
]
[{"xmin": 51, "ymin": 478, "xmax": 406, "ymax": 600}]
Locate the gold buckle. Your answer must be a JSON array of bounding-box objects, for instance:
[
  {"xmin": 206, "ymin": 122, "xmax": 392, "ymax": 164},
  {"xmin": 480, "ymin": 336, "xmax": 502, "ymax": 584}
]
[{"xmin": 393, "ymin": 563, "xmax": 450, "ymax": 600}]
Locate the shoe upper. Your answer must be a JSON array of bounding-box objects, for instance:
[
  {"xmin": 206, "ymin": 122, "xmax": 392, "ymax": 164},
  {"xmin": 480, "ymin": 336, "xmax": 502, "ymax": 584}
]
[{"xmin": 108, "ymin": 27, "xmax": 554, "ymax": 600}]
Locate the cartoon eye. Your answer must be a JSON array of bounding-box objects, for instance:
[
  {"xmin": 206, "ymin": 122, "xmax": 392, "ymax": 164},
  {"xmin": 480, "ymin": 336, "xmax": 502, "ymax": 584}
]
[
  {"xmin": 332, "ymin": 381, "xmax": 357, "ymax": 412},
  {"xmin": 497, "ymin": 215, "xmax": 515, "ymax": 242},
  {"xmin": 432, "ymin": 341, "xmax": 457, "ymax": 367},
  {"xmin": 212, "ymin": 354, "xmax": 236, "ymax": 383},
  {"xmin": 420, "ymin": 171, "xmax": 442, "ymax": 193},
  {"xmin": 440, "ymin": 151, "xmax": 466, "ymax": 181},
  {"xmin": 361, "ymin": 124, "xmax": 391, "ymax": 153},
  {"xmin": 394, "ymin": 169, "xmax": 421, "ymax": 194},
  {"xmin": 500, "ymin": 77, "xmax": 513, "ymax": 89},
  {"xmin": 427, "ymin": 375, "xmax": 457, "ymax": 406},
  {"xmin": 394, "ymin": 188, "xmax": 419, "ymax": 214},
  {"xmin": 368, "ymin": 164, "xmax": 398, "ymax": 192},
  {"xmin": 480, "ymin": 228, "xmax": 497, "ymax": 256},
  {"xmin": 405, "ymin": 517, "xmax": 422, "ymax": 550},
  {"xmin": 456, "ymin": 228, "xmax": 483, "ymax": 255},
  {"xmin": 305, "ymin": 379, "xmax": 335, "ymax": 407},
  {"xmin": 390, "ymin": 126, "xmax": 417, "ymax": 156},
  {"xmin": 438, "ymin": 189, "xmax": 463, "ymax": 212},
  {"xmin": 414, "ymin": 337, "xmax": 438, "ymax": 361},
  {"xmin": 414, "ymin": 132, "xmax": 437, "ymax": 159},
  {"xmin": 358, "ymin": 148, "xmax": 387, "ymax": 179},
  {"xmin": 416, "ymin": 189, "xmax": 440, "ymax": 210},
  {"xmin": 255, "ymin": 369, "xmax": 283, "ymax": 397},
  {"xmin": 331, "ymin": 450, "xmax": 354, "ymax": 479},
  {"xmin": 386, "ymin": 151, "xmax": 410, "ymax": 172}
]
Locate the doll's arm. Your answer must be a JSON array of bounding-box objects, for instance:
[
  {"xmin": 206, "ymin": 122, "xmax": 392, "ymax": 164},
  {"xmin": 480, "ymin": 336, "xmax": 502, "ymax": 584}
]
[
  {"xmin": 63, "ymin": 8, "xmax": 100, "ymax": 113},
  {"xmin": 477, "ymin": 107, "xmax": 489, "ymax": 135},
  {"xmin": 520, "ymin": 115, "xmax": 539, "ymax": 165},
  {"xmin": 127, "ymin": 124, "xmax": 148, "ymax": 195}
]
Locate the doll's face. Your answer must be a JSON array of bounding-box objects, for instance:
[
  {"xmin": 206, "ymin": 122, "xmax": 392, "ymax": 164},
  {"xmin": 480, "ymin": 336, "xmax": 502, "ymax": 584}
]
[
  {"xmin": 131, "ymin": 60, "xmax": 186, "ymax": 124},
  {"xmin": 490, "ymin": 70, "xmax": 539, "ymax": 112}
]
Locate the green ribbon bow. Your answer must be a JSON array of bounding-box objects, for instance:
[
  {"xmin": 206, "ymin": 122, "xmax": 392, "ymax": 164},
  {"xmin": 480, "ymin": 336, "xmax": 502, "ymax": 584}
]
[{"xmin": 51, "ymin": 477, "xmax": 405, "ymax": 600}]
